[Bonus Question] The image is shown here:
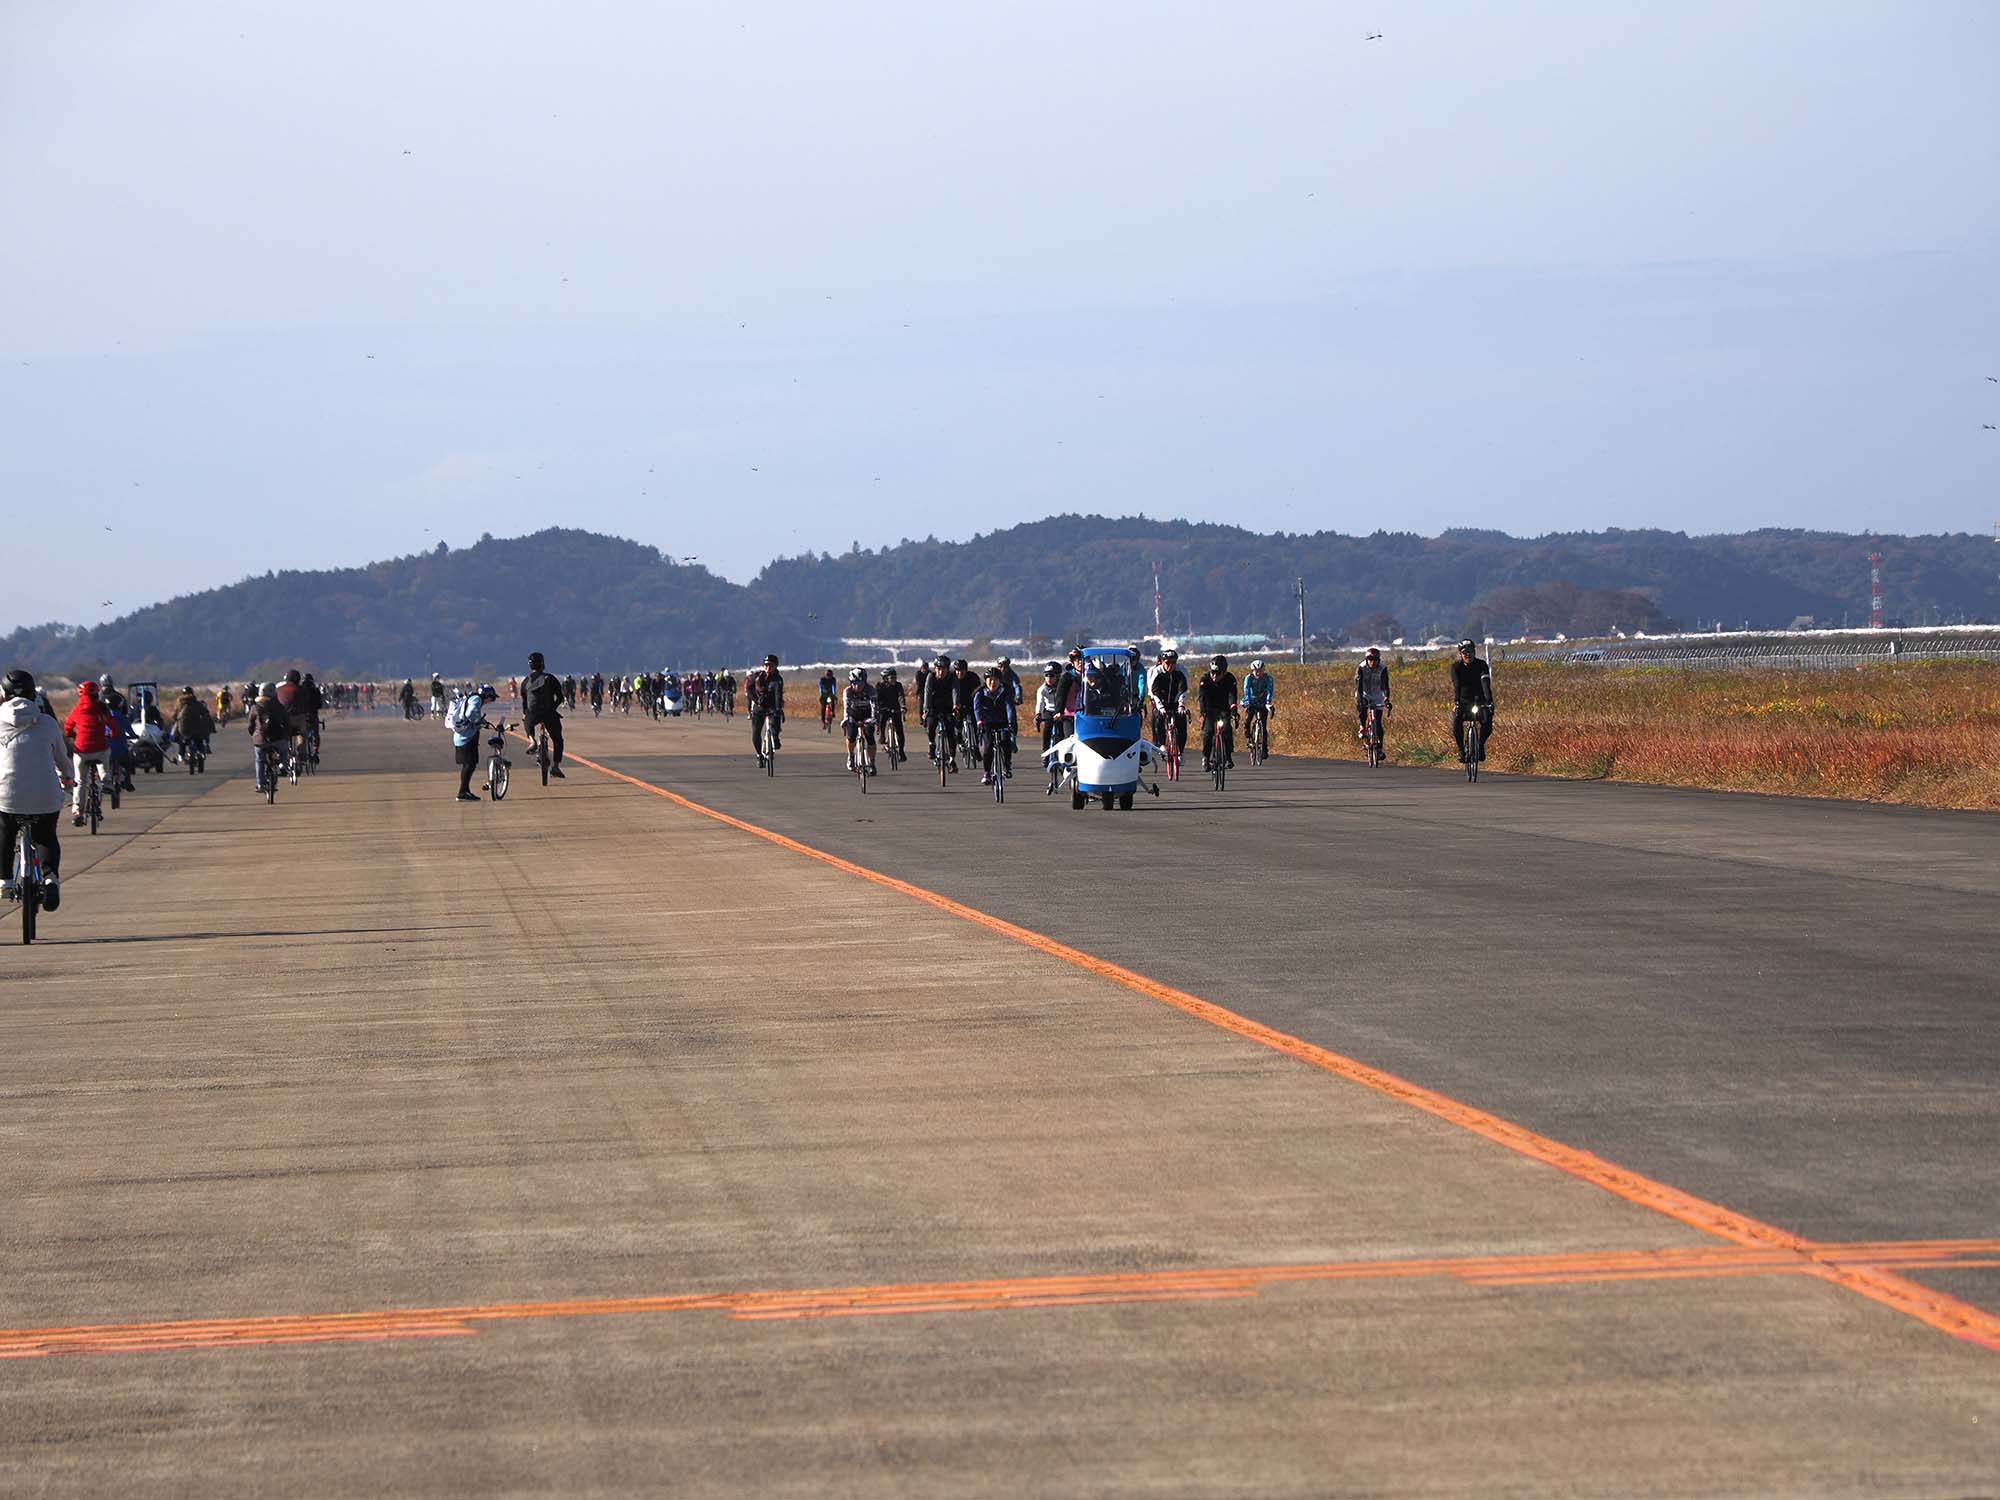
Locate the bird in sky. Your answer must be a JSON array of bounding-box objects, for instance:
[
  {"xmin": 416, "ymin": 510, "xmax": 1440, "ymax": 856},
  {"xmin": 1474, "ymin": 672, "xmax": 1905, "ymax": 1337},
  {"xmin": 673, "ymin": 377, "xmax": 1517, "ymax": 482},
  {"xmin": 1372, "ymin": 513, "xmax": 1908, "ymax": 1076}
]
[
  {"xmin": 366, "ymin": 354, "xmax": 375, "ymax": 359},
  {"xmin": 103, "ymin": 526, "xmax": 113, "ymax": 532},
  {"xmin": 1984, "ymin": 423, "xmax": 1997, "ymax": 430},
  {"xmin": 100, "ymin": 599, "xmax": 113, "ymax": 607},
  {"xmin": 401, "ymin": 150, "xmax": 412, "ymax": 156},
  {"xmin": 1365, "ymin": 32, "xmax": 1383, "ymax": 40}
]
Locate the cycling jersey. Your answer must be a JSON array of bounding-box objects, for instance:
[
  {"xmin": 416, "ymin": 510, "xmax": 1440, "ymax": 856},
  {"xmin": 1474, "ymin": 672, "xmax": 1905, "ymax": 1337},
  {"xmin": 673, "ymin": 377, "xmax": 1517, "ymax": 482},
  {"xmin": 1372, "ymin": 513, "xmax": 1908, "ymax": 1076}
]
[
  {"xmin": 1149, "ymin": 667, "xmax": 1189, "ymax": 713},
  {"xmin": 840, "ymin": 684, "xmax": 876, "ymax": 725},
  {"xmin": 1449, "ymin": 657, "xmax": 1493, "ymax": 707},
  {"xmin": 817, "ymin": 674, "xmax": 837, "ymax": 701},
  {"xmin": 874, "ymin": 680, "xmax": 906, "ymax": 718},
  {"xmin": 1196, "ymin": 672, "xmax": 1237, "ymax": 719},
  {"xmin": 1355, "ymin": 662, "xmax": 1391, "ymax": 707},
  {"xmin": 1242, "ymin": 672, "xmax": 1274, "ymax": 708}
]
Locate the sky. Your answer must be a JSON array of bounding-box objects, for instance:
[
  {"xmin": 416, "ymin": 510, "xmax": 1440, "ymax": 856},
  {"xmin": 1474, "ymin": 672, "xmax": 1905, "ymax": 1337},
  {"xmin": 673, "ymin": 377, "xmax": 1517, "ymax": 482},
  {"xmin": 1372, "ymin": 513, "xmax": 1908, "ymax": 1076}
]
[{"xmin": 4, "ymin": 0, "xmax": 1997, "ymax": 630}]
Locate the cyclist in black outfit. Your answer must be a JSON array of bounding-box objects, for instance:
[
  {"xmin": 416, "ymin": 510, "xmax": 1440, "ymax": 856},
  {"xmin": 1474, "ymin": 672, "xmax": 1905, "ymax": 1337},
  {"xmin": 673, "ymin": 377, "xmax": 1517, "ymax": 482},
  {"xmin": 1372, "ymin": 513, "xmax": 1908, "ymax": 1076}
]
[
  {"xmin": 1448, "ymin": 640, "xmax": 1495, "ymax": 761},
  {"xmin": 747, "ymin": 654, "xmax": 785, "ymax": 765},
  {"xmin": 874, "ymin": 668, "xmax": 907, "ymax": 763},
  {"xmin": 1196, "ymin": 655, "xmax": 1238, "ymax": 770},
  {"xmin": 521, "ymin": 651, "xmax": 567, "ymax": 777}
]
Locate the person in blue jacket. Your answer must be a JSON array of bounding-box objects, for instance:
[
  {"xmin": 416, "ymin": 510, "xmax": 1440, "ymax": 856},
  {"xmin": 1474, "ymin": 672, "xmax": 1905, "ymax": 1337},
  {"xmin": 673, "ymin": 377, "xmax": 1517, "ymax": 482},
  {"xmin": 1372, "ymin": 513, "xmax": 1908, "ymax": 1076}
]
[{"xmin": 968, "ymin": 667, "xmax": 1018, "ymax": 786}]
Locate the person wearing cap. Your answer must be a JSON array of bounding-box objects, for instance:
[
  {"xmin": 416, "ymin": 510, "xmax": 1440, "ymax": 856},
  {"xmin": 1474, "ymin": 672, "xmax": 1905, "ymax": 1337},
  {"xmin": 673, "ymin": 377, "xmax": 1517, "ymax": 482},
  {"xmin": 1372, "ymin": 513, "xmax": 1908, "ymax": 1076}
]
[
  {"xmin": 521, "ymin": 652, "xmax": 567, "ymax": 777},
  {"xmin": 1, "ymin": 668, "xmax": 71, "ymax": 909},
  {"xmin": 447, "ymin": 684, "xmax": 499, "ymax": 801},
  {"xmin": 1449, "ymin": 639, "xmax": 1495, "ymax": 763},
  {"xmin": 746, "ymin": 654, "xmax": 785, "ymax": 766},
  {"xmin": 1353, "ymin": 647, "xmax": 1391, "ymax": 746},
  {"xmin": 1242, "ymin": 658, "xmax": 1276, "ymax": 754}
]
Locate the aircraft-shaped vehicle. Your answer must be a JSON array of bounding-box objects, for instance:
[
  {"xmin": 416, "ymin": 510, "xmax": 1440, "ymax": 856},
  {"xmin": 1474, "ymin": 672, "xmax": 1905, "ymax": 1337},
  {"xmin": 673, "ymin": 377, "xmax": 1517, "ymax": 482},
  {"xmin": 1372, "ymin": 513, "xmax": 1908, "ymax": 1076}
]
[
  {"xmin": 125, "ymin": 680, "xmax": 172, "ymax": 773},
  {"xmin": 1044, "ymin": 645, "xmax": 1160, "ymax": 810}
]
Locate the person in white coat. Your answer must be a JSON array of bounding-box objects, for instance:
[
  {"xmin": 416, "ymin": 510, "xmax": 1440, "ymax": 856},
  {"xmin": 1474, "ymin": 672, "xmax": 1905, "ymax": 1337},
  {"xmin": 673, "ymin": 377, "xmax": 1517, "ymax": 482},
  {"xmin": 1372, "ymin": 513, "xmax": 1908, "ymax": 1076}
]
[{"xmin": 0, "ymin": 669, "xmax": 72, "ymax": 909}]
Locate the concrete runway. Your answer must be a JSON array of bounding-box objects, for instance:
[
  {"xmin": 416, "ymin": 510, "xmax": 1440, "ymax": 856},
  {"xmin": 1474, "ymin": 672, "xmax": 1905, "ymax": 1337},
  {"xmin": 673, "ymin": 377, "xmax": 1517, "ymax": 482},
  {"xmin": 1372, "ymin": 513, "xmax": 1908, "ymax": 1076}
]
[{"xmin": 4, "ymin": 710, "xmax": 1995, "ymax": 1496}]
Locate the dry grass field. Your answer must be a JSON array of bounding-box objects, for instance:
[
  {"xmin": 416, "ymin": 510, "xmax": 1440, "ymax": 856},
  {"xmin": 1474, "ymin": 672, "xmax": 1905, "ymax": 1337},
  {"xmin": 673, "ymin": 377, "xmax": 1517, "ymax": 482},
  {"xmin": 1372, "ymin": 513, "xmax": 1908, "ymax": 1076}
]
[{"xmin": 1269, "ymin": 658, "xmax": 2000, "ymax": 810}]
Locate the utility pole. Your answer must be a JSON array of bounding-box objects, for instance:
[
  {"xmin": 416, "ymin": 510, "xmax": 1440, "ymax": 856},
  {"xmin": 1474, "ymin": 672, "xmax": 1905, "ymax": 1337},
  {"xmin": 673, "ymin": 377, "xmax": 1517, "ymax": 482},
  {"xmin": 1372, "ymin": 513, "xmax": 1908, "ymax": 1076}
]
[
  {"xmin": 1868, "ymin": 552, "xmax": 1883, "ymax": 629},
  {"xmin": 1295, "ymin": 578, "xmax": 1306, "ymax": 664}
]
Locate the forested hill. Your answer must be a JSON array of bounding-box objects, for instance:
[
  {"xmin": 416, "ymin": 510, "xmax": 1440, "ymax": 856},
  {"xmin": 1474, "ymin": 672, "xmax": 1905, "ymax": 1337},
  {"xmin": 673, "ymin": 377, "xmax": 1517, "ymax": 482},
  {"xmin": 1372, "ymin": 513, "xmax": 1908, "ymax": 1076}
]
[
  {"xmin": 1, "ymin": 530, "xmax": 838, "ymax": 682},
  {"xmin": 8, "ymin": 519, "xmax": 1997, "ymax": 680},
  {"xmin": 751, "ymin": 518, "xmax": 2000, "ymax": 642}
]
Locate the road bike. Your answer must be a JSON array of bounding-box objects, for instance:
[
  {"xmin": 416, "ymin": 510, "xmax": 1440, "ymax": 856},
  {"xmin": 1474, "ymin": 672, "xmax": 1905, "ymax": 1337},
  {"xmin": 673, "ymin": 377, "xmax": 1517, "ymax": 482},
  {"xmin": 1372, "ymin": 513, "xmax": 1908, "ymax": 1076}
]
[
  {"xmin": 7, "ymin": 826, "xmax": 48, "ymax": 944},
  {"xmin": 984, "ymin": 728, "xmax": 1012, "ymax": 803},
  {"xmin": 1246, "ymin": 708, "xmax": 1269, "ymax": 766},
  {"xmin": 1460, "ymin": 705, "xmax": 1487, "ymax": 783},
  {"xmin": 761, "ymin": 713, "xmax": 780, "ymax": 776},
  {"xmin": 258, "ymin": 744, "xmax": 285, "ymax": 804},
  {"xmin": 1157, "ymin": 708, "xmax": 1184, "ymax": 782},
  {"xmin": 849, "ymin": 720, "xmax": 877, "ymax": 792},
  {"xmin": 1363, "ymin": 705, "xmax": 1386, "ymax": 768},
  {"xmin": 879, "ymin": 714, "xmax": 905, "ymax": 768},
  {"xmin": 483, "ymin": 719, "xmax": 511, "ymax": 801},
  {"xmin": 820, "ymin": 697, "xmax": 836, "ymax": 734},
  {"xmin": 181, "ymin": 734, "xmax": 209, "ymax": 774},
  {"xmin": 1206, "ymin": 718, "xmax": 1231, "ymax": 792}
]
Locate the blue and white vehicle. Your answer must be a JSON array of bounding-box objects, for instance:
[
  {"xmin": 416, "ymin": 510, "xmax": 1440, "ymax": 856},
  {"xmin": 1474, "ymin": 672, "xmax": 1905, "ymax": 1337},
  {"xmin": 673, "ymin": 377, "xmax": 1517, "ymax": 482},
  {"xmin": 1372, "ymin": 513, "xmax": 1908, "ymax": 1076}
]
[{"xmin": 1044, "ymin": 645, "xmax": 1160, "ymax": 810}]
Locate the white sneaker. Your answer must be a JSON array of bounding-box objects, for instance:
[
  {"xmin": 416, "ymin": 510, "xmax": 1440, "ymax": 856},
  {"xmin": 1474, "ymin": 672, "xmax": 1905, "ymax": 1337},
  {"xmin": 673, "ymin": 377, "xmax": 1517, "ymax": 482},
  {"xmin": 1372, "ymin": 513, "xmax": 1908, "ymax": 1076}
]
[{"xmin": 0, "ymin": 880, "xmax": 16, "ymax": 901}]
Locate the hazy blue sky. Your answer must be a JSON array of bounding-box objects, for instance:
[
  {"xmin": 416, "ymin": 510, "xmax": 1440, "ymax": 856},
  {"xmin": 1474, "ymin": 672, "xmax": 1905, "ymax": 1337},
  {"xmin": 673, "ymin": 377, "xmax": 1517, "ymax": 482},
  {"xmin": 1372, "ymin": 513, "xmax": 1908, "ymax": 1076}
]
[{"xmin": 4, "ymin": 0, "xmax": 1996, "ymax": 629}]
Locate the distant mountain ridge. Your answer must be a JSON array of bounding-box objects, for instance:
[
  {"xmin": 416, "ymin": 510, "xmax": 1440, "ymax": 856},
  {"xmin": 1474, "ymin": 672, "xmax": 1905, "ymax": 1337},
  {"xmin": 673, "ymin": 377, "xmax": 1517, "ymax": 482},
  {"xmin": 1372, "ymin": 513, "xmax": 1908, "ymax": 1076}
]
[{"xmin": 7, "ymin": 520, "xmax": 1996, "ymax": 679}]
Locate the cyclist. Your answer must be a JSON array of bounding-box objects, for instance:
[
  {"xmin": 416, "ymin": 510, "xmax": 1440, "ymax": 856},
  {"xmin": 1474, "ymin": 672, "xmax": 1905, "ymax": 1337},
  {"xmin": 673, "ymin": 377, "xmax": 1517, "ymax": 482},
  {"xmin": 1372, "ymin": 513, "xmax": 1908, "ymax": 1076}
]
[
  {"xmin": 94, "ymin": 675, "xmax": 138, "ymax": 792},
  {"xmin": 1197, "ymin": 655, "xmax": 1238, "ymax": 771},
  {"xmin": 588, "ymin": 671, "xmax": 604, "ymax": 716},
  {"xmin": 447, "ymin": 683, "xmax": 499, "ymax": 802},
  {"xmin": 840, "ymin": 668, "xmax": 877, "ymax": 775},
  {"xmin": 816, "ymin": 668, "xmax": 838, "ymax": 729},
  {"xmin": 2, "ymin": 669, "xmax": 70, "ymax": 911},
  {"xmin": 969, "ymin": 667, "xmax": 1018, "ymax": 786},
  {"xmin": 521, "ymin": 652, "xmax": 567, "ymax": 777},
  {"xmin": 1241, "ymin": 658, "xmax": 1276, "ymax": 754},
  {"xmin": 919, "ymin": 654, "xmax": 955, "ymax": 772},
  {"xmin": 1033, "ymin": 661, "xmax": 1067, "ymax": 755},
  {"xmin": 563, "ymin": 673, "xmax": 577, "ymax": 710},
  {"xmin": 171, "ymin": 686, "xmax": 215, "ymax": 764},
  {"xmin": 299, "ymin": 672, "xmax": 325, "ymax": 763},
  {"xmin": 746, "ymin": 654, "xmax": 785, "ymax": 766},
  {"xmin": 429, "ymin": 674, "xmax": 446, "ymax": 718},
  {"xmin": 1354, "ymin": 647, "xmax": 1392, "ymax": 746},
  {"xmin": 246, "ymin": 683, "xmax": 290, "ymax": 793},
  {"xmin": 216, "ymin": 684, "xmax": 235, "ymax": 723},
  {"xmin": 1148, "ymin": 649, "xmax": 1189, "ymax": 760},
  {"xmin": 948, "ymin": 658, "xmax": 980, "ymax": 766},
  {"xmin": 398, "ymin": 678, "xmax": 418, "ymax": 720},
  {"xmin": 993, "ymin": 655, "xmax": 1023, "ymax": 707},
  {"xmin": 874, "ymin": 667, "xmax": 907, "ymax": 763},
  {"xmin": 1449, "ymin": 639, "xmax": 1495, "ymax": 763}
]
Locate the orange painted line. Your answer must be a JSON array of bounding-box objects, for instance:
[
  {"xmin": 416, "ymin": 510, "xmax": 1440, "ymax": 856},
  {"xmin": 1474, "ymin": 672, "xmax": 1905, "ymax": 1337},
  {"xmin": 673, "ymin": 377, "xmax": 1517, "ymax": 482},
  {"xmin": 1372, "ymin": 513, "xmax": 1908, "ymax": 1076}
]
[
  {"xmin": 553, "ymin": 745, "xmax": 2000, "ymax": 1354},
  {"xmin": 7, "ymin": 1239, "xmax": 1995, "ymax": 1359}
]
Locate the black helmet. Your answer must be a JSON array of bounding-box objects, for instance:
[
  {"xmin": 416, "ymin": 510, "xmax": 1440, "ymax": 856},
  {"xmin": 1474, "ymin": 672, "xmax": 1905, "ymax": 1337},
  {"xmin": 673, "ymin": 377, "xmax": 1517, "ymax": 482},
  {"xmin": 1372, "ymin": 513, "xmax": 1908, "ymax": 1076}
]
[
  {"xmin": 528, "ymin": 651, "xmax": 545, "ymax": 670},
  {"xmin": 765, "ymin": 653, "xmax": 780, "ymax": 666},
  {"xmin": 1458, "ymin": 639, "xmax": 1476, "ymax": 653},
  {"xmin": 953, "ymin": 658, "xmax": 968, "ymax": 671},
  {"xmin": 883, "ymin": 667, "xmax": 898, "ymax": 680},
  {"xmin": 1364, "ymin": 645, "xmax": 1381, "ymax": 659},
  {"xmin": 1044, "ymin": 660, "xmax": 1061, "ymax": 675},
  {"xmin": 934, "ymin": 653, "xmax": 950, "ymax": 668},
  {"xmin": 285, "ymin": 669, "xmax": 302, "ymax": 685},
  {"xmin": 1, "ymin": 668, "xmax": 34, "ymax": 701},
  {"xmin": 1211, "ymin": 654, "xmax": 1227, "ymax": 670}
]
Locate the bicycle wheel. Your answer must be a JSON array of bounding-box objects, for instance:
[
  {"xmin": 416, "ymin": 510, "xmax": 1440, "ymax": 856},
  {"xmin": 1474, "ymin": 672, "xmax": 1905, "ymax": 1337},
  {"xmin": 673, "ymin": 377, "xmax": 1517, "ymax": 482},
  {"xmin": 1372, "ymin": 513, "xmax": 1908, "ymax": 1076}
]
[
  {"xmin": 20, "ymin": 882, "xmax": 36, "ymax": 945},
  {"xmin": 88, "ymin": 781, "xmax": 100, "ymax": 834},
  {"xmin": 490, "ymin": 756, "xmax": 509, "ymax": 801},
  {"xmin": 108, "ymin": 774, "xmax": 120, "ymax": 811},
  {"xmin": 763, "ymin": 720, "xmax": 778, "ymax": 776},
  {"xmin": 538, "ymin": 735, "xmax": 550, "ymax": 786},
  {"xmin": 265, "ymin": 759, "xmax": 278, "ymax": 803},
  {"xmin": 1464, "ymin": 721, "xmax": 1480, "ymax": 782}
]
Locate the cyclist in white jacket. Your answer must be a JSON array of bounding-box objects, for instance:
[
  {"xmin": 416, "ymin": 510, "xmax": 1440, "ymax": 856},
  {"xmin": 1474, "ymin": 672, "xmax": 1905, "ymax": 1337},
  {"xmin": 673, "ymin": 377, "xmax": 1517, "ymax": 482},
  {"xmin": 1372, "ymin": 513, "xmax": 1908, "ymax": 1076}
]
[{"xmin": 1, "ymin": 669, "xmax": 72, "ymax": 909}]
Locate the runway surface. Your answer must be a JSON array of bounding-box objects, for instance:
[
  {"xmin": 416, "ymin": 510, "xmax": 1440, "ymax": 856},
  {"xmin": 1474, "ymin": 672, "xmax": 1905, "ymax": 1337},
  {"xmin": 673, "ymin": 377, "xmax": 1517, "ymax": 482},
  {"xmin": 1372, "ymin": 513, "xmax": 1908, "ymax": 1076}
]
[{"xmin": 4, "ymin": 709, "xmax": 1994, "ymax": 1496}]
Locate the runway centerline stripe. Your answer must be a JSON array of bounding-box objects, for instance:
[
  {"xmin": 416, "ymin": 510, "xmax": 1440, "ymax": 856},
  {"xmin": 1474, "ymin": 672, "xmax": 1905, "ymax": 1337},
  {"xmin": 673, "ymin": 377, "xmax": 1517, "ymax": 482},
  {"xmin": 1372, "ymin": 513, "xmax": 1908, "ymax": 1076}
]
[
  {"xmin": 5, "ymin": 1239, "xmax": 1996, "ymax": 1359},
  {"xmin": 550, "ymin": 742, "xmax": 2000, "ymax": 1354}
]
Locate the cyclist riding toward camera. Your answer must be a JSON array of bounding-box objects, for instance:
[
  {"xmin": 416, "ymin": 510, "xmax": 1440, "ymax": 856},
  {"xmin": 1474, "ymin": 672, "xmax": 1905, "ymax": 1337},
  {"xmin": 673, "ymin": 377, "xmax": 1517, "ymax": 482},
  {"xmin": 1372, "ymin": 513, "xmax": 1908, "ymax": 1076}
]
[
  {"xmin": 817, "ymin": 669, "xmax": 838, "ymax": 729},
  {"xmin": 747, "ymin": 654, "xmax": 785, "ymax": 767},
  {"xmin": 874, "ymin": 667, "xmax": 906, "ymax": 763},
  {"xmin": 840, "ymin": 668, "xmax": 877, "ymax": 774},
  {"xmin": 1449, "ymin": 639, "xmax": 1494, "ymax": 762},
  {"xmin": 1241, "ymin": 659, "xmax": 1275, "ymax": 754},
  {"xmin": 969, "ymin": 667, "xmax": 1018, "ymax": 786},
  {"xmin": 1197, "ymin": 655, "xmax": 1238, "ymax": 771},
  {"xmin": 919, "ymin": 653, "xmax": 955, "ymax": 772},
  {"xmin": 1355, "ymin": 646, "xmax": 1392, "ymax": 742},
  {"xmin": 2, "ymin": 669, "xmax": 71, "ymax": 912},
  {"xmin": 1149, "ymin": 649, "xmax": 1189, "ymax": 759}
]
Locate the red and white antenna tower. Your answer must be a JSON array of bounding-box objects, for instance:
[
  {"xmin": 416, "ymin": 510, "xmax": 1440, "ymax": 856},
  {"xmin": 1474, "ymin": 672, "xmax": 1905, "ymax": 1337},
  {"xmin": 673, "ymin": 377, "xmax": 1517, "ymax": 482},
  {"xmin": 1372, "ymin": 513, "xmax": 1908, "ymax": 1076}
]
[
  {"xmin": 1867, "ymin": 552, "xmax": 1883, "ymax": 629},
  {"xmin": 1152, "ymin": 561, "xmax": 1163, "ymax": 642}
]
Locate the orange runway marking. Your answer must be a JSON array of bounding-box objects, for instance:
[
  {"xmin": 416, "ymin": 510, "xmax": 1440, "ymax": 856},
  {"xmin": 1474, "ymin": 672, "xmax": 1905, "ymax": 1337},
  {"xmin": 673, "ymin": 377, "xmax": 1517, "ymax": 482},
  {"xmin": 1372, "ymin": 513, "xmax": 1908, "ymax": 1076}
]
[
  {"xmin": 3, "ymin": 1241, "xmax": 1996, "ymax": 1360},
  {"xmin": 545, "ymin": 744, "xmax": 2000, "ymax": 1354}
]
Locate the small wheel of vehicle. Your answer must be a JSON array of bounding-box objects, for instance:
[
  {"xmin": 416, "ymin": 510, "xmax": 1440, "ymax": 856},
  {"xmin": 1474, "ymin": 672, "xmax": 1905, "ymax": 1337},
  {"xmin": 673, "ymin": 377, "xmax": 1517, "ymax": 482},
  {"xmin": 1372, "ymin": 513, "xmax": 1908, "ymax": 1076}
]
[
  {"xmin": 1071, "ymin": 790, "xmax": 1087, "ymax": 810},
  {"xmin": 1100, "ymin": 792, "xmax": 1114, "ymax": 810},
  {"xmin": 1118, "ymin": 792, "xmax": 1134, "ymax": 810}
]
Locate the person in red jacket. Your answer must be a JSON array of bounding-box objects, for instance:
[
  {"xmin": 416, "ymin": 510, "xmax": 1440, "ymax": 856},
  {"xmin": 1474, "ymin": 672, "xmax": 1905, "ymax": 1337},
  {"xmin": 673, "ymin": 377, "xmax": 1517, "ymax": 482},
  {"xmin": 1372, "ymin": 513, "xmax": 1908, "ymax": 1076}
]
[{"xmin": 61, "ymin": 679, "xmax": 113, "ymax": 823}]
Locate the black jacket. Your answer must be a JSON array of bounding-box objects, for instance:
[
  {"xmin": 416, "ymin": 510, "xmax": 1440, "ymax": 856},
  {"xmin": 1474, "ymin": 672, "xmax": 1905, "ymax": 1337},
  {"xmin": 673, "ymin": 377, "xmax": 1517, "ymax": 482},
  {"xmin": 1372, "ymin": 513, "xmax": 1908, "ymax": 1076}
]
[
  {"xmin": 1449, "ymin": 657, "xmax": 1493, "ymax": 707},
  {"xmin": 522, "ymin": 670, "xmax": 566, "ymax": 719}
]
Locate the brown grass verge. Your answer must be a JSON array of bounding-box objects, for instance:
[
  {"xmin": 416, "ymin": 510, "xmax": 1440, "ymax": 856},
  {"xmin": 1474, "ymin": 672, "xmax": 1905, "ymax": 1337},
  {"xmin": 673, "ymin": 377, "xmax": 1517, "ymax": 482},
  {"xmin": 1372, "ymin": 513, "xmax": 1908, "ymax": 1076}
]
[{"xmin": 1265, "ymin": 659, "xmax": 2000, "ymax": 811}]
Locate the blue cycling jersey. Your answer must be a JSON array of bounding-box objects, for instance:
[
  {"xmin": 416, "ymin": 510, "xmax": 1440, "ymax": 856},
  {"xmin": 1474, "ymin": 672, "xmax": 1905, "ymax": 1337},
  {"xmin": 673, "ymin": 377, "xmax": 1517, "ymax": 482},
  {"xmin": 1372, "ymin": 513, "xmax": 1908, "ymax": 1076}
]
[{"xmin": 1241, "ymin": 674, "xmax": 1274, "ymax": 707}]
